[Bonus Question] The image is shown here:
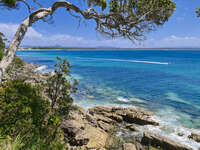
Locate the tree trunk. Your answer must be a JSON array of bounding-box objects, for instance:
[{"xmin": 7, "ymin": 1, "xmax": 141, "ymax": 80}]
[{"xmin": 0, "ymin": 19, "xmax": 30, "ymax": 82}]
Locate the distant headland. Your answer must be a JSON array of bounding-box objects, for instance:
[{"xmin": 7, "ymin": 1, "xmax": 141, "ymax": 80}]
[{"xmin": 18, "ymin": 47, "xmax": 200, "ymax": 51}]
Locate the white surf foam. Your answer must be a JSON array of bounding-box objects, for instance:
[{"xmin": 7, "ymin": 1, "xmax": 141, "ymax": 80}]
[
  {"xmin": 117, "ymin": 97, "xmax": 130, "ymax": 102},
  {"xmin": 107, "ymin": 58, "xmax": 170, "ymax": 65},
  {"xmin": 146, "ymin": 111, "xmax": 200, "ymax": 150}
]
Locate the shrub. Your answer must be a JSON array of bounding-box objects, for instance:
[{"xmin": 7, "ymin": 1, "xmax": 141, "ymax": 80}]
[
  {"xmin": 45, "ymin": 57, "xmax": 78, "ymax": 118},
  {"xmin": 0, "ymin": 80, "xmax": 66, "ymax": 149},
  {"xmin": 0, "ymin": 57, "xmax": 76, "ymax": 149},
  {"xmin": 7, "ymin": 56, "xmax": 24, "ymax": 73},
  {"xmin": 0, "ymin": 80, "xmax": 48, "ymax": 137}
]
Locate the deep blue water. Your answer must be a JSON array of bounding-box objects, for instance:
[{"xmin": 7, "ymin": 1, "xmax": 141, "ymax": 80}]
[{"xmin": 17, "ymin": 50, "xmax": 200, "ymax": 129}]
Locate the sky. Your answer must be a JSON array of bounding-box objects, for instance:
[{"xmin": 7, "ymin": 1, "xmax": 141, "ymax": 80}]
[{"xmin": 1, "ymin": 0, "xmax": 200, "ymax": 48}]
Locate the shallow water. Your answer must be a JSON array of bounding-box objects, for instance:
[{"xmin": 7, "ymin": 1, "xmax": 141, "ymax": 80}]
[{"xmin": 17, "ymin": 50, "xmax": 200, "ymax": 130}]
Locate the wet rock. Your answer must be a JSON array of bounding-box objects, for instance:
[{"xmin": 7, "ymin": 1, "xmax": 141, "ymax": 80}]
[
  {"xmin": 177, "ymin": 132, "xmax": 184, "ymax": 137},
  {"xmin": 110, "ymin": 113, "xmax": 123, "ymax": 122},
  {"xmin": 90, "ymin": 106, "xmax": 159, "ymax": 126},
  {"xmin": 123, "ymin": 111, "xmax": 159, "ymax": 126},
  {"xmin": 188, "ymin": 133, "xmax": 200, "ymax": 143},
  {"xmin": 126, "ymin": 124, "xmax": 137, "ymax": 131},
  {"xmin": 123, "ymin": 143, "xmax": 137, "ymax": 150},
  {"xmin": 142, "ymin": 131, "xmax": 193, "ymax": 150}
]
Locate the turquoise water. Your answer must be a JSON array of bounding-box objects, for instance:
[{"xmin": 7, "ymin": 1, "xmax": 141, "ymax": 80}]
[{"xmin": 17, "ymin": 50, "xmax": 200, "ymax": 129}]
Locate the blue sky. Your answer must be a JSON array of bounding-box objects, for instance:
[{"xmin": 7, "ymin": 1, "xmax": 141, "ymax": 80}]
[{"xmin": 1, "ymin": 0, "xmax": 200, "ymax": 48}]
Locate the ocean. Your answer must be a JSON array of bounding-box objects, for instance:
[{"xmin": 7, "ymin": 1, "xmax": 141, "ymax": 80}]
[{"xmin": 17, "ymin": 50, "xmax": 200, "ymax": 148}]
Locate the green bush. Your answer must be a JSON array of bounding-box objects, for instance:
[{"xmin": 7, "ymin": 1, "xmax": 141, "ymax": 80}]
[
  {"xmin": 0, "ymin": 57, "xmax": 77, "ymax": 149},
  {"xmin": 7, "ymin": 56, "xmax": 24, "ymax": 73},
  {"xmin": 0, "ymin": 80, "xmax": 66, "ymax": 149},
  {"xmin": 0, "ymin": 80, "xmax": 48, "ymax": 137},
  {"xmin": 12, "ymin": 56, "xmax": 24, "ymax": 68},
  {"xmin": 45, "ymin": 57, "xmax": 78, "ymax": 118}
]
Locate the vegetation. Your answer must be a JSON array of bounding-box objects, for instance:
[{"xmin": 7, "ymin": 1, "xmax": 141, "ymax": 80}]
[
  {"xmin": 0, "ymin": 0, "xmax": 177, "ymax": 149},
  {"xmin": 7, "ymin": 56, "xmax": 24, "ymax": 73},
  {"xmin": 45, "ymin": 57, "xmax": 78, "ymax": 118},
  {"xmin": 0, "ymin": 57, "xmax": 77, "ymax": 149},
  {"xmin": 0, "ymin": 32, "xmax": 6, "ymax": 61},
  {"xmin": 0, "ymin": 80, "xmax": 65, "ymax": 149}
]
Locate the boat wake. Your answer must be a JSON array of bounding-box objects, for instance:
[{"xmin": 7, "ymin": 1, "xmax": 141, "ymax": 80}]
[{"xmin": 76, "ymin": 57, "xmax": 170, "ymax": 65}]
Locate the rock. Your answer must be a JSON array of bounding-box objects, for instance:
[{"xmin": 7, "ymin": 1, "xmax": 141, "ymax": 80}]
[
  {"xmin": 123, "ymin": 111, "xmax": 159, "ymax": 126},
  {"xmin": 61, "ymin": 120, "xmax": 89, "ymax": 146},
  {"xmin": 98, "ymin": 121, "xmax": 113, "ymax": 132},
  {"xmin": 126, "ymin": 124, "xmax": 137, "ymax": 131},
  {"xmin": 85, "ymin": 113, "xmax": 98, "ymax": 127},
  {"xmin": 123, "ymin": 143, "xmax": 137, "ymax": 150},
  {"xmin": 110, "ymin": 114, "xmax": 123, "ymax": 122},
  {"xmin": 89, "ymin": 106, "xmax": 112, "ymax": 115},
  {"xmin": 62, "ymin": 107, "xmax": 110, "ymax": 149},
  {"xmin": 84, "ymin": 124, "xmax": 108, "ymax": 149},
  {"xmin": 41, "ymin": 73, "xmax": 49, "ymax": 77},
  {"xmin": 188, "ymin": 133, "xmax": 200, "ymax": 143},
  {"xmin": 90, "ymin": 106, "xmax": 159, "ymax": 126},
  {"xmin": 142, "ymin": 131, "xmax": 193, "ymax": 150},
  {"xmin": 177, "ymin": 132, "xmax": 184, "ymax": 137},
  {"xmin": 99, "ymin": 148, "xmax": 106, "ymax": 150},
  {"xmin": 94, "ymin": 114, "xmax": 115, "ymax": 124}
]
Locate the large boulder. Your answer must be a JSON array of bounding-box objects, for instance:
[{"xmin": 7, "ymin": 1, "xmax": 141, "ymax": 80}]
[
  {"xmin": 61, "ymin": 120, "xmax": 89, "ymax": 146},
  {"xmin": 89, "ymin": 106, "xmax": 159, "ymax": 126},
  {"xmin": 123, "ymin": 143, "xmax": 137, "ymax": 150},
  {"xmin": 188, "ymin": 133, "xmax": 200, "ymax": 143},
  {"xmin": 141, "ymin": 131, "xmax": 193, "ymax": 150},
  {"xmin": 84, "ymin": 124, "xmax": 108, "ymax": 149},
  {"xmin": 62, "ymin": 107, "xmax": 110, "ymax": 149},
  {"xmin": 126, "ymin": 124, "xmax": 137, "ymax": 131},
  {"xmin": 122, "ymin": 109, "xmax": 159, "ymax": 126}
]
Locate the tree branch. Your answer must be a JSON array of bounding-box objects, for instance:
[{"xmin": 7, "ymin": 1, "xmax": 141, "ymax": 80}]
[{"xmin": 0, "ymin": 0, "xmax": 175, "ymax": 81}]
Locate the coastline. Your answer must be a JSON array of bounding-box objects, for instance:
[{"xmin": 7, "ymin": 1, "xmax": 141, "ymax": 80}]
[
  {"xmin": 17, "ymin": 48, "xmax": 200, "ymax": 51},
  {"xmin": 16, "ymin": 51, "xmax": 200, "ymax": 150},
  {"xmin": 36, "ymin": 67, "xmax": 200, "ymax": 149}
]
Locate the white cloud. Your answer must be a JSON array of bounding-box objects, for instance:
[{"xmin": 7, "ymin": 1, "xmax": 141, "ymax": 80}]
[
  {"xmin": 1, "ymin": 23, "xmax": 200, "ymax": 48},
  {"xmin": 150, "ymin": 35, "xmax": 200, "ymax": 48},
  {"xmin": 0, "ymin": 23, "xmax": 42, "ymax": 40}
]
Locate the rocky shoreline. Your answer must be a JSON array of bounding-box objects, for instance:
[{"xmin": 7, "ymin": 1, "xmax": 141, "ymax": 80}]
[
  {"xmin": 6, "ymin": 61, "xmax": 200, "ymax": 150},
  {"xmin": 62, "ymin": 105, "xmax": 199, "ymax": 150}
]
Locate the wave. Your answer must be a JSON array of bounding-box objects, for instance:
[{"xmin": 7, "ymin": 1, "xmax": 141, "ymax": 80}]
[
  {"xmin": 117, "ymin": 97, "xmax": 130, "ymax": 102},
  {"xmin": 76, "ymin": 57, "xmax": 170, "ymax": 65},
  {"xmin": 147, "ymin": 115, "xmax": 200, "ymax": 150}
]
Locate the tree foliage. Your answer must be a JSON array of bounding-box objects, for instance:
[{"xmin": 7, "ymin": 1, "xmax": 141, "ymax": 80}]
[
  {"xmin": 45, "ymin": 57, "xmax": 78, "ymax": 117},
  {"xmin": 0, "ymin": 0, "xmax": 176, "ymax": 80},
  {"xmin": 0, "ymin": 0, "xmax": 176, "ymax": 41},
  {"xmin": 196, "ymin": 8, "xmax": 200, "ymax": 17}
]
